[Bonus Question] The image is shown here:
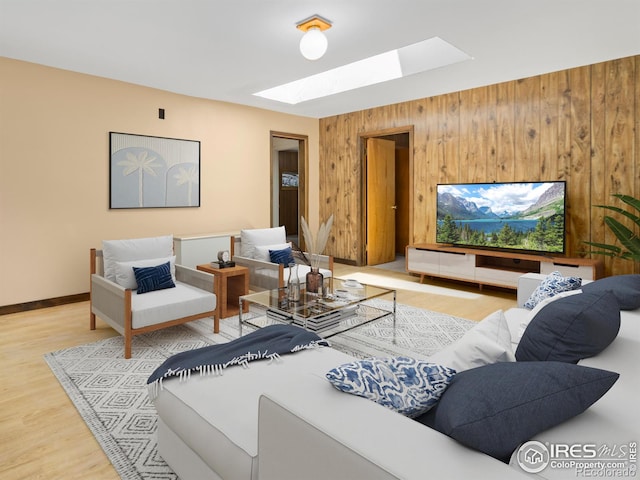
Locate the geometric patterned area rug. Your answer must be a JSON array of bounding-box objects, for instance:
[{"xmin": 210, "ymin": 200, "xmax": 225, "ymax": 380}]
[{"xmin": 45, "ymin": 300, "xmax": 475, "ymax": 479}]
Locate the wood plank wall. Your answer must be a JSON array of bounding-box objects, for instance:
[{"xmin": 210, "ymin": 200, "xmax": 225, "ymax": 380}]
[{"xmin": 319, "ymin": 55, "xmax": 639, "ymax": 276}]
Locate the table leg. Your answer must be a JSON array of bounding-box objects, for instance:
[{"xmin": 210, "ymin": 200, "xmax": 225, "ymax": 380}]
[{"xmin": 392, "ymin": 289, "xmax": 397, "ymax": 345}]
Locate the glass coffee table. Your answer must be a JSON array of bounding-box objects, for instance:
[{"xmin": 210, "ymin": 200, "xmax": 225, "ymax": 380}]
[{"xmin": 238, "ymin": 278, "xmax": 396, "ymax": 339}]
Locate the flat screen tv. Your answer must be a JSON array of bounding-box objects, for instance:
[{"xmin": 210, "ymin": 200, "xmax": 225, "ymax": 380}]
[{"xmin": 436, "ymin": 181, "xmax": 566, "ymax": 254}]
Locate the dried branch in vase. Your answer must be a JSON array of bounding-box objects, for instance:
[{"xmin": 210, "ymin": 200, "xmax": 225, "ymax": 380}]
[{"xmin": 300, "ymin": 214, "xmax": 334, "ymax": 270}]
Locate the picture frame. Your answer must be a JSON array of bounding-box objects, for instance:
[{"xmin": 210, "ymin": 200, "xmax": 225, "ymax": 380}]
[
  {"xmin": 109, "ymin": 132, "xmax": 201, "ymax": 209},
  {"xmin": 281, "ymin": 171, "xmax": 299, "ymax": 189}
]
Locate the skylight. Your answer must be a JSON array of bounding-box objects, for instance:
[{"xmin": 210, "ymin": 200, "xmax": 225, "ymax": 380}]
[{"xmin": 254, "ymin": 37, "xmax": 472, "ymax": 104}]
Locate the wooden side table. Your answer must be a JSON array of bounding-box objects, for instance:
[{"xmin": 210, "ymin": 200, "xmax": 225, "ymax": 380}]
[{"xmin": 196, "ymin": 264, "xmax": 249, "ymax": 319}]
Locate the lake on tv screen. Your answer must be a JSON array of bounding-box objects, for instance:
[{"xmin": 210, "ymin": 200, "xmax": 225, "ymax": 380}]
[{"xmin": 454, "ymin": 219, "xmax": 538, "ymax": 233}]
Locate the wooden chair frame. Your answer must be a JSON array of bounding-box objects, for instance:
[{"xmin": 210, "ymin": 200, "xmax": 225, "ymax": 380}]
[{"xmin": 90, "ymin": 248, "xmax": 219, "ymax": 358}]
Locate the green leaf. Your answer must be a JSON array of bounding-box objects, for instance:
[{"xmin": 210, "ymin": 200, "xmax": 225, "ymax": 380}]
[
  {"xmin": 594, "ymin": 205, "xmax": 640, "ymax": 229},
  {"xmin": 613, "ymin": 194, "xmax": 640, "ymax": 214},
  {"xmin": 583, "ymin": 241, "xmax": 622, "ymax": 255},
  {"xmin": 604, "ymin": 216, "xmax": 640, "ymax": 255}
]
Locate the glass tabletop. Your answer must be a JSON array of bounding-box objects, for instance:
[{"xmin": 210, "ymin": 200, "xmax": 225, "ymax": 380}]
[
  {"xmin": 238, "ymin": 277, "xmax": 396, "ymax": 337},
  {"xmin": 240, "ymin": 277, "xmax": 393, "ymax": 319}
]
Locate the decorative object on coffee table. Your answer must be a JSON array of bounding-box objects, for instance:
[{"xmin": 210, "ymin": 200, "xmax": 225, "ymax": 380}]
[
  {"xmin": 286, "ymin": 262, "xmax": 301, "ymax": 302},
  {"xmin": 300, "ymin": 214, "xmax": 334, "ymax": 293}
]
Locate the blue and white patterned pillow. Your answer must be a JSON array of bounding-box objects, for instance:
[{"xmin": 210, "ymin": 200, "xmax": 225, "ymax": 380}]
[
  {"xmin": 326, "ymin": 356, "xmax": 456, "ymax": 418},
  {"xmin": 524, "ymin": 271, "xmax": 582, "ymax": 309}
]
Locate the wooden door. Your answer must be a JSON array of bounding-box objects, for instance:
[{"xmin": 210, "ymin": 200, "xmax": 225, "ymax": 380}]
[{"xmin": 366, "ymin": 138, "xmax": 396, "ymax": 265}]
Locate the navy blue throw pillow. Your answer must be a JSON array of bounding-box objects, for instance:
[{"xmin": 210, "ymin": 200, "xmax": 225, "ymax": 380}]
[
  {"xmin": 416, "ymin": 362, "xmax": 618, "ymax": 463},
  {"xmin": 516, "ymin": 290, "xmax": 620, "ymax": 363},
  {"xmin": 581, "ymin": 274, "xmax": 640, "ymax": 310},
  {"xmin": 132, "ymin": 261, "xmax": 176, "ymax": 294},
  {"xmin": 269, "ymin": 247, "xmax": 295, "ymax": 265}
]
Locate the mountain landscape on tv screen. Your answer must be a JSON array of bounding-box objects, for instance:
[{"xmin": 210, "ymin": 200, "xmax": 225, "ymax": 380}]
[{"xmin": 436, "ymin": 182, "xmax": 565, "ymax": 253}]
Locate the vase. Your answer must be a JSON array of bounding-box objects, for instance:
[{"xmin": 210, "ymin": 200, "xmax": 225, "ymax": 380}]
[
  {"xmin": 305, "ymin": 267, "xmax": 323, "ymax": 294},
  {"xmin": 287, "ymin": 263, "xmax": 300, "ymax": 302}
]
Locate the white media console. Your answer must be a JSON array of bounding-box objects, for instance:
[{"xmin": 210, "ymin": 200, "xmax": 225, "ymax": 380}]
[{"xmin": 406, "ymin": 244, "xmax": 603, "ymax": 290}]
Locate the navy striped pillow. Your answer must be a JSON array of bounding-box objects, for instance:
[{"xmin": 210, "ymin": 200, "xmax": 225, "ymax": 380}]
[
  {"xmin": 132, "ymin": 261, "xmax": 176, "ymax": 294},
  {"xmin": 269, "ymin": 247, "xmax": 295, "ymax": 265}
]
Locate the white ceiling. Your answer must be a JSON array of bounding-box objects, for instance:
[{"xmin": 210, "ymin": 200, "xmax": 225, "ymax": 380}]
[{"xmin": 1, "ymin": 0, "xmax": 639, "ymax": 119}]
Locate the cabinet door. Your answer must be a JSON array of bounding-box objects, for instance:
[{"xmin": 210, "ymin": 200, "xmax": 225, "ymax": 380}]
[
  {"xmin": 475, "ymin": 267, "xmax": 522, "ymax": 288},
  {"xmin": 540, "ymin": 262, "xmax": 595, "ymax": 280},
  {"xmin": 407, "ymin": 248, "xmax": 439, "ymax": 274},
  {"xmin": 438, "ymin": 252, "xmax": 475, "ymax": 280}
]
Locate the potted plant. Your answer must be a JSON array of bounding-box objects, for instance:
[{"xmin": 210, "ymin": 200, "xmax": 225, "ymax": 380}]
[{"xmin": 584, "ymin": 194, "xmax": 640, "ymax": 261}]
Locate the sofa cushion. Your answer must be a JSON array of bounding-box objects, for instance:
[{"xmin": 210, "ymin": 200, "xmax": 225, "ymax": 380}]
[
  {"xmin": 133, "ymin": 261, "xmax": 176, "ymax": 294},
  {"xmin": 269, "ymin": 247, "xmax": 295, "ymax": 265},
  {"xmin": 581, "ymin": 274, "xmax": 640, "ymax": 310},
  {"xmin": 428, "ymin": 310, "xmax": 515, "ymax": 372},
  {"xmin": 523, "ymin": 271, "xmax": 582, "ymax": 309},
  {"xmin": 240, "ymin": 226, "xmax": 286, "ymax": 258},
  {"xmin": 131, "ymin": 282, "xmax": 216, "ymax": 329},
  {"xmin": 102, "ymin": 235, "xmax": 174, "ymax": 283},
  {"xmin": 416, "ymin": 361, "xmax": 619, "ymax": 463},
  {"xmin": 114, "ymin": 255, "xmax": 176, "ymax": 289},
  {"xmin": 254, "ymin": 242, "xmax": 291, "ymax": 262},
  {"xmin": 516, "ymin": 290, "xmax": 621, "ymax": 363},
  {"xmin": 515, "ymin": 289, "xmax": 583, "ymax": 343},
  {"xmin": 326, "ymin": 356, "xmax": 456, "ymax": 418}
]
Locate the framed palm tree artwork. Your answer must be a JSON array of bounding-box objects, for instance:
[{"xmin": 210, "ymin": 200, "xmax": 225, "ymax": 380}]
[{"xmin": 109, "ymin": 132, "xmax": 201, "ymax": 209}]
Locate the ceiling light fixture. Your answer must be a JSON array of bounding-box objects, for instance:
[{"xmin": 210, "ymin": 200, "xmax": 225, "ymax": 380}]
[{"xmin": 297, "ymin": 15, "xmax": 332, "ymax": 61}]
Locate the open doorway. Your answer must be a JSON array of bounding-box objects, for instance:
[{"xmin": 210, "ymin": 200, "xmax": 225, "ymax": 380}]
[
  {"xmin": 270, "ymin": 132, "xmax": 308, "ymax": 247},
  {"xmin": 360, "ymin": 128, "xmax": 413, "ymax": 269}
]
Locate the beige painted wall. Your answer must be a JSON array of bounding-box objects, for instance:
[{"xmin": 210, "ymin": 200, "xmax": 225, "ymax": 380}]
[{"xmin": 0, "ymin": 58, "xmax": 319, "ymax": 306}]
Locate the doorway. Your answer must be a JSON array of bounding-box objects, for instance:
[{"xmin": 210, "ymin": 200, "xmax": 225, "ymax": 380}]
[
  {"xmin": 360, "ymin": 128, "xmax": 413, "ymax": 267},
  {"xmin": 270, "ymin": 132, "xmax": 308, "ymax": 247}
]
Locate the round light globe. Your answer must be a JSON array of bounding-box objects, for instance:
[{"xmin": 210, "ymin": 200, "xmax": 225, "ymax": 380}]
[{"xmin": 299, "ymin": 27, "xmax": 328, "ymax": 60}]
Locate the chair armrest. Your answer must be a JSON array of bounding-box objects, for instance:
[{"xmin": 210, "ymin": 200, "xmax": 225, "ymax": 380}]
[
  {"xmin": 304, "ymin": 253, "xmax": 334, "ymax": 272},
  {"xmin": 258, "ymin": 373, "xmax": 523, "ymax": 480},
  {"xmin": 233, "ymin": 255, "xmax": 284, "ymax": 290},
  {"xmin": 90, "ymin": 273, "xmax": 128, "ymax": 334},
  {"xmin": 175, "ymin": 264, "xmax": 216, "ymax": 293}
]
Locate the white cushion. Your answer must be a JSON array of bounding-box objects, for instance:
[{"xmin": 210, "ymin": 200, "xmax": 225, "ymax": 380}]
[
  {"xmin": 240, "ymin": 227, "xmax": 286, "ymax": 258},
  {"xmin": 428, "ymin": 310, "xmax": 515, "ymax": 372},
  {"xmin": 254, "ymin": 243, "xmax": 292, "ymax": 262},
  {"xmin": 114, "ymin": 255, "xmax": 176, "ymax": 289},
  {"xmin": 131, "ymin": 282, "xmax": 216, "ymax": 329},
  {"xmin": 102, "ymin": 235, "xmax": 173, "ymax": 283}
]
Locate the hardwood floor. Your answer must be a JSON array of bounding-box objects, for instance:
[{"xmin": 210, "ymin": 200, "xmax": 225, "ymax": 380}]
[{"xmin": 0, "ymin": 264, "xmax": 515, "ymax": 479}]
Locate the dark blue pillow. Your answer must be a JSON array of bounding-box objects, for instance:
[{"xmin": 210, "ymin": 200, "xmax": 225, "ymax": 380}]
[
  {"xmin": 415, "ymin": 362, "xmax": 618, "ymax": 463},
  {"xmin": 516, "ymin": 290, "xmax": 620, "ymax": 363},
  {"xmin": 581, "ymin": 274, "xmax": 640, "ymax": 310},
  {"xmin": 132, "ymin": 261, "xmax": 176, "ymax": 294},
  {"xmin": 269, "ymin": 247, "xmax": 295, "ymax": 265}
]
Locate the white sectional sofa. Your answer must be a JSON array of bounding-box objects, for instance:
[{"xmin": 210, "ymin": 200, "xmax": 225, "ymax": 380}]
[{"xmin": 150, "ymin": 273, "xmax": 639, "ymax": 479}]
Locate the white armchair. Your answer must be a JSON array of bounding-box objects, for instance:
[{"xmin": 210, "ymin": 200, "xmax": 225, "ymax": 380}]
[
  {"xmin": 89, "ymin": 235, "xmax": 218, "ymax": 358},
  {"xmin": 232, "ymin": 226, "xmax": 333, "ymax": 291}
]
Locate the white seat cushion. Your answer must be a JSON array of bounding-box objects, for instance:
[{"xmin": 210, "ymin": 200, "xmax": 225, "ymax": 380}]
[{"xmin": 131, "ymin": 282, "xmax": 216, "ymax": 329}]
